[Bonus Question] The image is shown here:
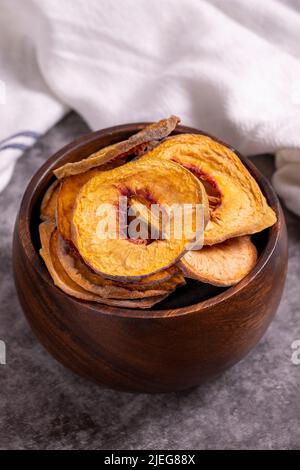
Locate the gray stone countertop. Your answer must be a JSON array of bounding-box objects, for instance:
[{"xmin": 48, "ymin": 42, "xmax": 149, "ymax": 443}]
[{"xmin": 0, "ymin": 113, "xmax": 299, "ymax": 450}]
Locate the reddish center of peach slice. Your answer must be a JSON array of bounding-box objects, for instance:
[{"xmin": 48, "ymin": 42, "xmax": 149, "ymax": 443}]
[
  {"xmin": 118, "ymin": 185, "xmax": 157, "ymax": 205},
  {"xmin": 171, "ymin": 159, "xmax": 222, "ymax": 210}
]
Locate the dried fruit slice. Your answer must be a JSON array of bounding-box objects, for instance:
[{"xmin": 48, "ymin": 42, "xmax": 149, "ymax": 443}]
[
  {"xmin": 178, "ymin": 236, "xmax": 257, "ymax": 286},
  {"xmin": 57, "ymin": 160, "xmax": 140, "ymax": 243},
  {"xmin": 47, "ymin": 172, "xmax": 180, "ymax": 284},
  {"xmin": 57, "ymin": 169, "xmax": 99, "ymax": 242},
  {"xmin": 72, "ymin": 158, "xmax": 209, "ymax": 279},
  {"xmin": 54, "ymin": 115, "xmax": 180, "ymax": 179},
  {"xmin": 57, "ymin": 233, "xmax": 185, "ymax": 299},
  {"xmin": 40, "ymin": 180, "xmax": 59, "ymax": 221},
  {"xmin": 39, "ymin": 222, "xmax": 167, "ymax": 308},
  {"xmin": 120, "ymin": 264, "xmax": 179, "ymax": 286},
  {"xmin": 141, "ymin": 134, "xmax": 277, "ymax": 245},
  {"xmin": 129, "ymin": 273, "xmax": 185, "ymax": 290}
]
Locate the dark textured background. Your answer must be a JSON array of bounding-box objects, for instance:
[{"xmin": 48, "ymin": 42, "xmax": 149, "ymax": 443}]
[{"xmin": 0, "ymin": 113, "xmax": 299, "ymax": 450}]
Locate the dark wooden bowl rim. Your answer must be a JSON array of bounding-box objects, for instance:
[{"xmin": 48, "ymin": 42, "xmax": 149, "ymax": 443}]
[{"xmin": 17, "ymin": 123, "xmax": 282, "ymax": 319}]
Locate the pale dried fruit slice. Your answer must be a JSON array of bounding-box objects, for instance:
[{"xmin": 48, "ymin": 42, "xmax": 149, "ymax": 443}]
[
  {"xmin": 54, "ymin": 115, "xmax": 180, "ymax": 179},
  {"xmin": 39, "ymin": 222, "xmax": 167, "ymax": 308},
  {"xmin": 86, "ymin": 139, "xmax": 159, "ymax": 161},
  {"xmin": 72, "ymin": 158, "xmax": 209, "ymax": 279},
  {"xmin": 56, "ymin": 233, "xmax": 185, "ymax": 299},
  {"xmin": 178, "ymin": 236, "xmax": 257, "ymax": 286},
  {"xmin": 40, "ymin": 180, "xmax": 59, "ymax": 221},
  {"xmin": 140, "ymin": 134, "xmax": 277, "ymax": 245}
]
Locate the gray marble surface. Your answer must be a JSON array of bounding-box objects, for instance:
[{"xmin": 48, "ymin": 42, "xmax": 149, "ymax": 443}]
[{"xmin": 0, "ymin": 113, "xmax": 299, "ymax": 450}]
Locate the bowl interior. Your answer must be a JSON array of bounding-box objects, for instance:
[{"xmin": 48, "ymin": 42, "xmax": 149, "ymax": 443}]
[{"xmin": 26, "ymin": 124, "xmax": 277, "ymax": 311}]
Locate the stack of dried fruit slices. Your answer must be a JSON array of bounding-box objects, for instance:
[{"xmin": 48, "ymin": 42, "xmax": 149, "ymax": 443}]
[{"xmin": 39, "ymin": 116, "xmax": 277, "ymax": 309}]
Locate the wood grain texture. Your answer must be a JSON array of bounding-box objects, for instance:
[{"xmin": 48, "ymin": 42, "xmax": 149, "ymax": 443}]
[{"xmin": 12, "ymin": 124, "xmax": 288, "ymax": 393}]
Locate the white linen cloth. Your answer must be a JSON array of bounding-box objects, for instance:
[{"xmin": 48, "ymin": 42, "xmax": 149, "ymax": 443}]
[{"xmin": 0, "ymin": 0, "xmax": 300, "ymax": 215}]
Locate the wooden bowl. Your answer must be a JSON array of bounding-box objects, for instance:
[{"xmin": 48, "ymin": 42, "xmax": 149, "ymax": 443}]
[{"xmin": 13, "ymin": 124, "xmax": 288, "ymax": 393}]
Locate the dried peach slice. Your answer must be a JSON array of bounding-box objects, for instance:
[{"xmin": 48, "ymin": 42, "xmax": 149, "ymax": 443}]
[
  {"xmin": 57, "ymin": 169, "xmax": 100, "ymax": 242},
  {"xmin": 72, "ymin": 158, "xmax": 209, "ymax": 279},
  {"xmin": 178, "ymin": 236, "xmax": 257, "ymax": 286},
  {"xmin": 39, "ymin": 222, "xmax": 167, "ymax": 308},
  {"xmin": 54, "ymin": 115, "xmax": 180, "ymax": 179},
  {"xmin": 40, "ymin": 180, "xmax": 59, "ymax": 221},
  {"xmin": 119, "ymin": 264, "xmax": 179, "ymax": 286},
  {"xmin": 140, "ymin": 134, "xmax": 277, "ymax": 245},
  {"xmin": 57, "ymin": 159, "xmax": 142, "ymax": 243},
  {"xmin": 57, "ymin": 233, "xmax": 185, "ymax": 299}
]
